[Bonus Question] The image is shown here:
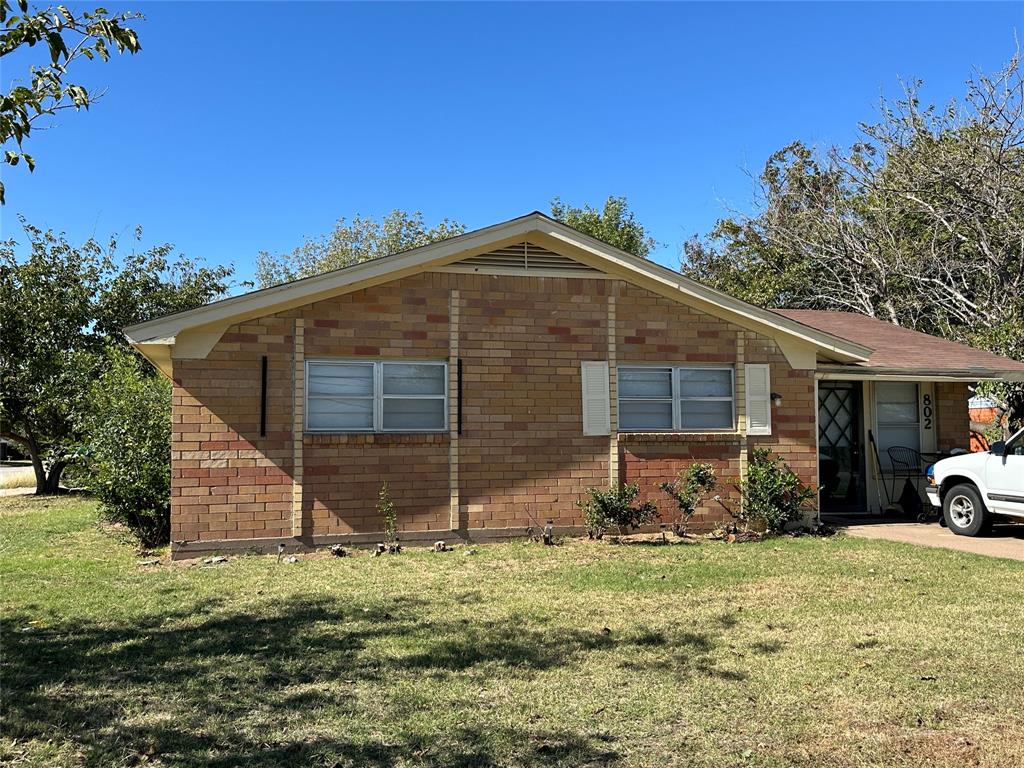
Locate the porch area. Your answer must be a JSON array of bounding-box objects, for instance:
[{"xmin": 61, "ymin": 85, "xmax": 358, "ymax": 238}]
[
  {"xmin": 816, "ymin": 378, "xmax": 969, "ymax": 519},
  {"xmin": 769, "ymin": 308, "xmax": 1024, "ymax": 523}
]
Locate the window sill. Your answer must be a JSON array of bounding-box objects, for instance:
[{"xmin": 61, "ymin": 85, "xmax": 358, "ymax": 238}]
[
  {"xmin": 617, "ymin": 431, "xmax": 743, "ymax": 442},
  {"xmin": 304, "ymin": 433, "xmax": 449, "ymax": 446}
]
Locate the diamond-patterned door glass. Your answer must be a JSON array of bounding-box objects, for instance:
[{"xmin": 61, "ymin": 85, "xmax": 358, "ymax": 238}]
[{"xmin": 819, "ymin": 387, "xmax": 853, "ymax": 452}]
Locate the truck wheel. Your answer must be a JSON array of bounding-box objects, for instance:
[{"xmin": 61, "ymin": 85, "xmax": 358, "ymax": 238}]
[{"xmin": 942, "ymin": 484, "xmax": 991, "ymax": 537}]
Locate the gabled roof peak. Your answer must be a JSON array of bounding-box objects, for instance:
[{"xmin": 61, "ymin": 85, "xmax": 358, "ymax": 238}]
[{"xmin": 125, "ymin": 212, "xmax": 873, "ymax": 376}]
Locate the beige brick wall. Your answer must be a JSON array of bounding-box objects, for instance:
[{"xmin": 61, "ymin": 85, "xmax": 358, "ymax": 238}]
[
  {"xmin": 936, "ymin": 381, "xmax": 971, "ymax": 452},
  {"xmin": 615, "ymin": 287, "xmax": 817, "ymax": 528},
  {"xmin": 170, "ymin": 271, "xmax": 820, "ymax": 544}
]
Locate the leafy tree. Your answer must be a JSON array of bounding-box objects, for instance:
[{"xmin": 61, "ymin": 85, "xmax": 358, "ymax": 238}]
[
  {"xmin": 0, "ymin": 219, "xmax": 233, "ymax": 494},
  {"xmin": 1, "ymin": 1, "xmax": 142, "ymax": 204},
  {"xmin": 550, "ymin": 196, "xmax": 656, "ymax": 258},
  {"xmin": 255, "ymin": 210, "xmax": 465, "ymax": 287},
  {"xmin": 78, "ymin": 346, "xmax": 171, "ymax": 546},
  {"xmin": 683, "ymin": 53, "xmax": 1024, "ymax": 430}
]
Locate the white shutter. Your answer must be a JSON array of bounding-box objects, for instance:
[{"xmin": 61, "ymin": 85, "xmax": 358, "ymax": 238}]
[
  {"xmin": 580, "ymin": 361, "xmax": 611, "ymax": 436},
  {"xmin": 745, "ymin": 363, "xmax": 772, "ymax": 436}
]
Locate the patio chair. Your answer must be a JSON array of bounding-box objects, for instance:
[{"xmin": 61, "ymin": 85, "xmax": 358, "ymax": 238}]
[{"xmin": 887, "ymin": 446, "xmax": 926, "ymax": 517}]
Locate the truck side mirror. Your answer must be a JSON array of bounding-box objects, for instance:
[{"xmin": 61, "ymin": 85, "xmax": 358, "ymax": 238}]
[{"xmin": 990, "ymin": 440, "xmax": 1006, "ymax": 456}]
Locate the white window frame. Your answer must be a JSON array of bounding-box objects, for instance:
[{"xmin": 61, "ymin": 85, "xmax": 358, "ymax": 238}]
[
  {"xmin": 305, "ymin": 359, "xmax": 448, "ymax": 434},
  {"xmin": 617, "ymin": 364, "xmax": 736, "ymax": 432}
]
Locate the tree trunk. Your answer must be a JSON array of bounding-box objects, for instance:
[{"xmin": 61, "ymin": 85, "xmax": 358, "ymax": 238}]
[
  {"xmin": 43, "ymin": 460, "xmax": 67, "ymax": 494},
  {"xmin": 0, "ymin": 429, "xmax": 62, "ymax": 494},
  {"xmin": 23, "ymin": 442, "xmax": 46, "ymax": 494}
]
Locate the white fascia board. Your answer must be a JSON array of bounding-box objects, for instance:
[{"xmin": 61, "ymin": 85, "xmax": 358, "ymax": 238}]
[
  {"xmin": 124, "ymin": 212, "xmax": 873, "ymax": 364},
  {"xmin": 531, "ymin": 224, "xmax": 873, "ymax": 363},
  {"xmin": 817, "ymin": 368, "xmax": 1024, "ymax": 382},
  {"xmin": 123, "ymin": 215, "xmax": 542, "ymax": 344}
]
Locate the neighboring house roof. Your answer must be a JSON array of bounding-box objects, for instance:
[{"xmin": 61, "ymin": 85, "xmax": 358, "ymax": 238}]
[
  {"xmin": 124, "ymin": 212, "xmax": 872, "ymax": 376},
  {"xmin": 969, "ymin": 396, "xmax": 998, "ymax": 409},
  {"xmin": 773, "ymin": 310, "xmax": 1024, "ymax": 381}
]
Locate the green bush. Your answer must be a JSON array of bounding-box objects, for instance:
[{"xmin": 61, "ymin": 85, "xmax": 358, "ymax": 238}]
[
  {"xmin": 659, "ymin": 463, "xmax": 716, "ymax": 536},
  {"xmin": 79, "ymin": 348, "xmax": 171, "ymax": 546},
  {"xmin": 578, "ymin": 483, "xmax": 658, "ymax": 539},
  {"xmin": 740, "ymin": 449, "xmax": 815, "ymax": 533}
]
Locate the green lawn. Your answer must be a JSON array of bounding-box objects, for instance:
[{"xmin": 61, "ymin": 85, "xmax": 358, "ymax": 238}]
[{"xmin": 2, "ymin": 495, "xmax": 1022, "ymax": 767}]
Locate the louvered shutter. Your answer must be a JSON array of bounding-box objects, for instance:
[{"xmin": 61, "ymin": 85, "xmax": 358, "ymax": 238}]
[
  {"xmin": 580, "ymin": 361, "xmax": 611, "ymax": 436},
  {"xmin": 745, "ymin": 364, "xmax": 772, "ymax": 436}
]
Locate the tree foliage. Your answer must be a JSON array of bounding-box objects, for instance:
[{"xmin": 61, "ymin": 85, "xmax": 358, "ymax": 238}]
[
  {"xmin": 550, "ymin": 195, "xmax": 656, "ymax": 259},
  {"xmin": 0, "ymin": 219, "xmax": 232, "ymax": 494},
  {"xmin": 78, "ymin": 346, "xmax": 171, "ymax": 546},
  {"xmin": 683, "ymin": 53, "xmax": 1024, "ymax": 428},
  {"xmin": 1, "ymin": 1, "xmax": 142, "ymax": 204},
  {"xmin": 255, "ymin": 210, "xmax": 466, "ymax": 287}
]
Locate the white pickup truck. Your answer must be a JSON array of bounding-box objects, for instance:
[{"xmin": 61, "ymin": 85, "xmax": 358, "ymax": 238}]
[{"xmin": 927, "ymin": 428, "xmax": 1024, "ymax": 536}]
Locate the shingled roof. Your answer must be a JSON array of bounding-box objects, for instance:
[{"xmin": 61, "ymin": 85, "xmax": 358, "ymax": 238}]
[{"xmin": 773, "ymin": 310, "xmax": 1024, "ymax": 380}]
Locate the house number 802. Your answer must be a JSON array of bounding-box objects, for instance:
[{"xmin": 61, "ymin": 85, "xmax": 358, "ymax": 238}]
[{"xmin": 922, "ymin": 393, "xmax": 933, "ymax": 430}]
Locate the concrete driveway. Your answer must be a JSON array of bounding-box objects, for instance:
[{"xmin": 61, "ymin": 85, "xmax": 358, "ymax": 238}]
[{"xmin": 833, "ymin": 516, "xmax": 1024, "ymax": 561}]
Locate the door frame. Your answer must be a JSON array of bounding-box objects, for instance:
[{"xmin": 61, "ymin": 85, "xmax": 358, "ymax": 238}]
[{"xmin": 817, "ymin": 379, "xmax": 867, "ymax": 515}]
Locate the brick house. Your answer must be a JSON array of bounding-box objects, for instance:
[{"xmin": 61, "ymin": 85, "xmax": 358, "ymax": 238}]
[{"xmin": 125, "ymin": 213, "xmax": 1024, "ymax": 558}]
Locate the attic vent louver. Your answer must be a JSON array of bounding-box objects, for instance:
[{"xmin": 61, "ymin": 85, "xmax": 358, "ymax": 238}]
[{"xmin": 442, "ymin": 242, "xmax": 601, "ymax": 275}]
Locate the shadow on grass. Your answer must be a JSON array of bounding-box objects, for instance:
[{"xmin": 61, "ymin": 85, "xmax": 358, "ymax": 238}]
[{"xmin": 3, "ymin": 595, "xmax": 738, "ymax": 766}]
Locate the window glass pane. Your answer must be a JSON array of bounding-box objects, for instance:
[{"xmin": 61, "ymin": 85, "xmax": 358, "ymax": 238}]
[
  {"xmin": 382, "ymin": 398, "xmax": 446, "ymax": 430},
  {"xmin": 876, "ymin": 425, "xmax": 920, "ymax": 468},
  {"xmin": 308, "ymin": 363, "xmax": 373, "ymax": 397},
  {"xmin": 680, "ymin": 400, "xmax": 733, "ymax": 430},
  {"xmin": 307, "ymin": 397, "xmax": 373, "ymax": 430},
  {"xmin": 619, "ymin": 368, "xmax": 672, "ymax": 398},
  {"xmin": 679, "ymin": 368, "xmax": 732, "ymax": 398},
  {"xmin": 876, "ymin": 383, "xmax": 918, "ymax": 424},
  {"xmin": 383, "ymin": 363, "xmax": 445, "ymax": 396},
  {"xmin": 619, "ymin": 400, "xmax": 673, "ymax": 430}
]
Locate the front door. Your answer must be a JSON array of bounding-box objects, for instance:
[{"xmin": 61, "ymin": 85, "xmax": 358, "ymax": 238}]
[{"xmin": 818, "ymin": 381, "xmax": 866, "ymax": 513}]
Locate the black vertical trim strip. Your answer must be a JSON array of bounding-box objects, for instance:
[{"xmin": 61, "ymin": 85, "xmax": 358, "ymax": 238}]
[
  {"xmin": 457, "ymin": 358, "xmax": 463, "ymax": 435},
  {"xmin": 260, "ymin": 355, "xmax": 268, "ymax": 437}
]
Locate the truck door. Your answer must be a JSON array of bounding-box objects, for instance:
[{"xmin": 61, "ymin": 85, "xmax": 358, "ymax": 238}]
[{"xmin": 984, "ymin": 430, "xmax": 1024, "ymax": 515}]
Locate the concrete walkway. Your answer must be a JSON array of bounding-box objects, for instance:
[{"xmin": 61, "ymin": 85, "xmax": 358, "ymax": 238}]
[{"xmin": 837, "ymin": 518, "xmax": 1024, "ymax": 561}]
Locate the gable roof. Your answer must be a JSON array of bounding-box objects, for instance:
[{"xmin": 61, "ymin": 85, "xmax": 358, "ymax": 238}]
[
  {"xmin": 125, "ymin": 212, "xmax": 872, "ymax": 375},
  {"xmin": 773, "ymin": 310, "xmax": 1024, "ymax": 381}
]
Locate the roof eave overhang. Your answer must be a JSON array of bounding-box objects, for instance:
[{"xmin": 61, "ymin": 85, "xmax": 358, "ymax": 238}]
[
  {"xmin": 817, "ymin": 366, "xmax": 1024, "ymax": 382},
  {"xmin": 124, "ymin": 212, "xmax": 873, "ymax": 369}
]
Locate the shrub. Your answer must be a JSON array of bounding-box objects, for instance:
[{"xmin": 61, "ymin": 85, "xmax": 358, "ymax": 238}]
[
  {"xmin": 659, "ymin": 463, "xmax": 717, "ymax": 536},
  {"xmin": 379, "ymin": 482, "xmax": 397, "ymax": 544},
  {"xmin": 739, "ymin": 449, "xmax": 815, "ymax": 533},
  {"xmin": 78, "ymin": 348, "xmax": 171, "ymax": 546},
  {"xmin": 578, "ymin": 483, "xmax": 658, "ymax": 539}
]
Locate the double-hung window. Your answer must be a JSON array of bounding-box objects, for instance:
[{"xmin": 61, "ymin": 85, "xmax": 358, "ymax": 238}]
[
  {"xmin": 306, "ymin": 360, "xmax": 447, "ymax": 432},
  {"xmin": 618, "ymin": 365, "xmax": 735, "ymax": 431}
]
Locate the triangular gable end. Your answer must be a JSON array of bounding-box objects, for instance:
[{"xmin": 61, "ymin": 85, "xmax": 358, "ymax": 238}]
[{"xmin": 125, "ymin": 212, "xmax": 872, "ymax": 378}]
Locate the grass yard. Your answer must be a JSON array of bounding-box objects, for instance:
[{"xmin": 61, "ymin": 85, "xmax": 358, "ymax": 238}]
[{"xmin": 2, "ymin": 495, "xmax": 1022, "ymax": 768}]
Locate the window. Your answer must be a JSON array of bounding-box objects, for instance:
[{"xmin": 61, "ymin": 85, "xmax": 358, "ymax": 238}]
[
  {"xmin": 306, "ymin": 360, "xmax": 447, "ymax": 432},
  {"xmin": 618, "ymin": 366, "xmax": 734, "ymax": 431},
  {"xmin": 875, "ymin": 381, "xmax": 919, "ymax": 468}
]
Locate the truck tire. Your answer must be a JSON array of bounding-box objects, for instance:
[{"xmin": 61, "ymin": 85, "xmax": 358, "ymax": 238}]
[{"xmin": 942, "ymin": 483, "xmax": 991, "ymax": 537}]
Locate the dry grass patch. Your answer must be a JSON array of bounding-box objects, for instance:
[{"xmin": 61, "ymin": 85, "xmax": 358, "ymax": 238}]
[{"xmin": 0, "ymin": 465, "xmax": 35, "ymax": 490}]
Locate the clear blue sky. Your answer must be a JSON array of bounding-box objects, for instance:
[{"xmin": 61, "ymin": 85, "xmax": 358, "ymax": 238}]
[{"xmin": 3, "ymin": 1, "xmax": 1021, "ymax": 283}]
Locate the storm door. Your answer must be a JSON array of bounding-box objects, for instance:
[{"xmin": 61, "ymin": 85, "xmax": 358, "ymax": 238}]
[{"xmin": 818, "ymin": 381, "xmax": 867, "ymax": 513}]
